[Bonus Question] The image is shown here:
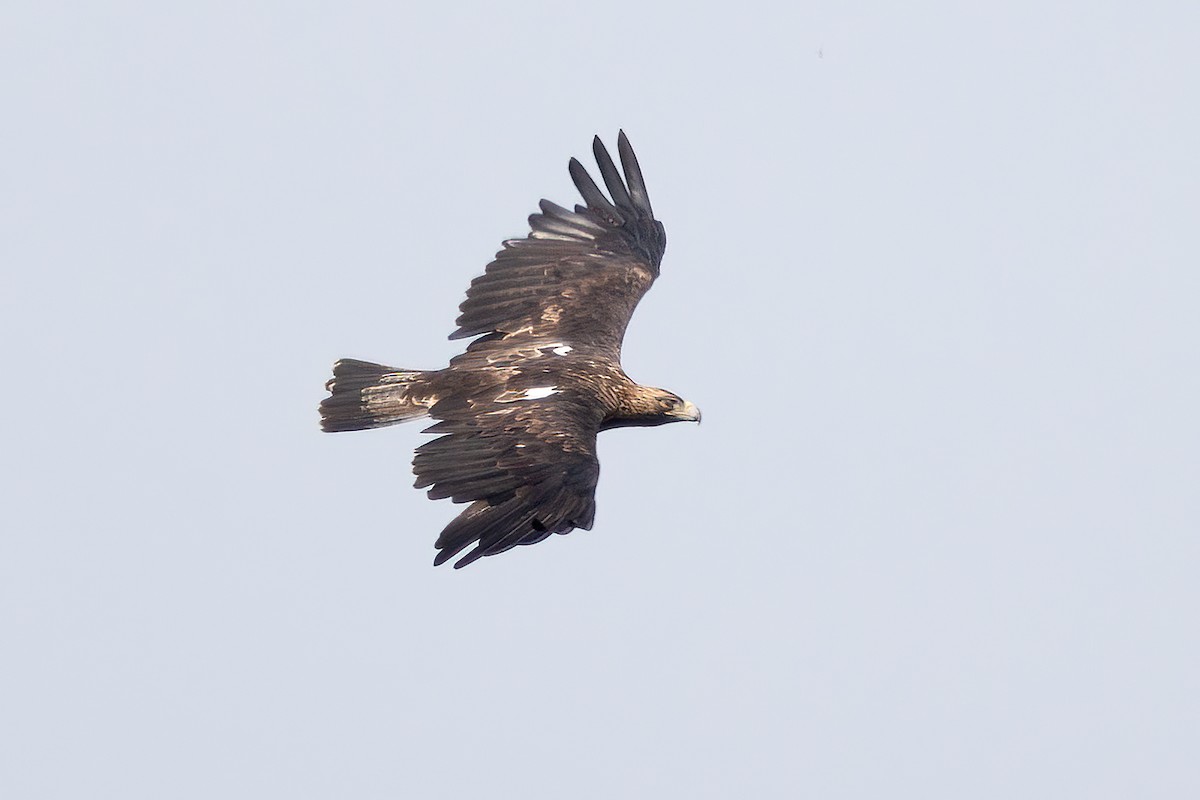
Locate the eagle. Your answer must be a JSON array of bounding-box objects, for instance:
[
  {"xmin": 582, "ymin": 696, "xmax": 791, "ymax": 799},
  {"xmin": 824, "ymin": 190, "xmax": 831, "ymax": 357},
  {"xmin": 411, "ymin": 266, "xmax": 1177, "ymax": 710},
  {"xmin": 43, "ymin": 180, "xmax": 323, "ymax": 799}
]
[{"xmin": 320, "ymin": 132, "xmax": 700, "ymax": 568}]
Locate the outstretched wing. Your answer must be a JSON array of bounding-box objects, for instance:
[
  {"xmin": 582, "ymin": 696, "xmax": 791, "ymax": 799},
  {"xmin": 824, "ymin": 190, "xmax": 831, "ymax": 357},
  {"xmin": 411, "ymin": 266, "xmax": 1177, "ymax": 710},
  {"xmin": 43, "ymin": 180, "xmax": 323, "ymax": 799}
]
[
  {"xmin": 451, "ymin": 131, "xmax": 666, "ymax": 357},
  {"xmin": 414, "ymin": 390, "xmax": 603, "ymax": 569}
]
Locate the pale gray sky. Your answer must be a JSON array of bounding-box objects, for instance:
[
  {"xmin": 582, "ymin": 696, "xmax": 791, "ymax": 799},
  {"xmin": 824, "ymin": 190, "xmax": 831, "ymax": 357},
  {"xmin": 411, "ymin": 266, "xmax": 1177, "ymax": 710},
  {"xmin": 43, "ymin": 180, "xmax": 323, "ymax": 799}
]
[{"xmin": 3, "ymin": 2, "xmax": 1197, "ymax": 797}]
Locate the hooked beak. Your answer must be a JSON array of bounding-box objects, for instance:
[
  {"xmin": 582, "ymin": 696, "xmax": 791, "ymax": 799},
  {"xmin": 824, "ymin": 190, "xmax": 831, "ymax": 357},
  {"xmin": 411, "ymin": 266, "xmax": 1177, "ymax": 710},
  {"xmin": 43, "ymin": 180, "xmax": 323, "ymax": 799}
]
[{"xmin": 676, "ymin": 400, "xmax": 702, "ymax": 423}]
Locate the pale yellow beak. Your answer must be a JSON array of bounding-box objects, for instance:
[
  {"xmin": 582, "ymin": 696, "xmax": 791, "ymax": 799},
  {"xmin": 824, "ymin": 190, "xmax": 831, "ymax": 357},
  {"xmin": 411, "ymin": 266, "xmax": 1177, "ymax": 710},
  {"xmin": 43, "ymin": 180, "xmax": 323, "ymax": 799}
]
[{"xmin": 677, "ymin": 400, "xmax": 702, "ymax": 423}]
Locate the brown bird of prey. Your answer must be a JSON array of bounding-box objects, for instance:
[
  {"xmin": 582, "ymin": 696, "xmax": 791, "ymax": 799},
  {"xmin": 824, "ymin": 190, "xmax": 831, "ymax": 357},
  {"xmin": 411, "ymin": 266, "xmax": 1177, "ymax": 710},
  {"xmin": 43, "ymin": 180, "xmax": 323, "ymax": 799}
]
[{"xmin": 320, "ymin": 132, "xmax": 700, "ymax": 568}]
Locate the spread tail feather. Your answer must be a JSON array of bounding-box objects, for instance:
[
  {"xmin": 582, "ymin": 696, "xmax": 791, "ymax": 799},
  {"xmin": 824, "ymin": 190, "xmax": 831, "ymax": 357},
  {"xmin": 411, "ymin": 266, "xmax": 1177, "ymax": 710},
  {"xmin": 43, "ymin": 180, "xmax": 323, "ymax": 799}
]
[{"xmin": 320, "ymin": 359, "xmax": 436, "ymax": 432}]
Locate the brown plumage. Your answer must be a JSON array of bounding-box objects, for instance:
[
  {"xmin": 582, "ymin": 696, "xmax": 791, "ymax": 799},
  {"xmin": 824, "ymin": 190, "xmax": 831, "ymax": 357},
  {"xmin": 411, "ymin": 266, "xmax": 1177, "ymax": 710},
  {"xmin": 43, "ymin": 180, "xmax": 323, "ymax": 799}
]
[{"xmin": 320, "ymin": 132, "xmax": 700, "ymax": 568}]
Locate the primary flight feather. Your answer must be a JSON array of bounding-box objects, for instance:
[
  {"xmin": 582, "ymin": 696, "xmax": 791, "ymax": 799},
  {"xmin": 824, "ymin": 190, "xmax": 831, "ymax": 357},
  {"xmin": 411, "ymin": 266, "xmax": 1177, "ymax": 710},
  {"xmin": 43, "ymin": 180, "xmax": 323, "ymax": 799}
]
[{"xmin": 320, "ymin": 132, "xmax": 700, "ymax": 568}]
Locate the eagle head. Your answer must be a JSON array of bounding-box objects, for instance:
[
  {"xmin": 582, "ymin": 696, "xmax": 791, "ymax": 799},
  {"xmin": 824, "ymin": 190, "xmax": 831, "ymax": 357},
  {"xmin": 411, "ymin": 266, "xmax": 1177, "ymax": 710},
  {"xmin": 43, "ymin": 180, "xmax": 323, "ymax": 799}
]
[
  {"xmin": 604, "ymin": 386, "xmax": 701, "ymax": 429},
  {"xmin": 657, "ymin": 391, "xmax": 702, "ymax": 424}
]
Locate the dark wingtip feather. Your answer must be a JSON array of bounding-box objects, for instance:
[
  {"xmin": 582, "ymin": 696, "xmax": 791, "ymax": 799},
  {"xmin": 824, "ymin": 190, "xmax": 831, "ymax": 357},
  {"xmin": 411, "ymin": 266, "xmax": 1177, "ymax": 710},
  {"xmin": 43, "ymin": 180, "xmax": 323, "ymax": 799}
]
[
  {"xmin": 451, "ymin": 549, "xmax": 485, "ymax": 569},
  {"xmin": 592, "ymin": 135, "xmax": 635, "ymax": 213},
  {"xmin": 568, "ymin": 156, "xmax": 624, "ymax": 225},
  {"xmin": 616, "ymin": 131, "xmax": 653, "ymax": 217}
]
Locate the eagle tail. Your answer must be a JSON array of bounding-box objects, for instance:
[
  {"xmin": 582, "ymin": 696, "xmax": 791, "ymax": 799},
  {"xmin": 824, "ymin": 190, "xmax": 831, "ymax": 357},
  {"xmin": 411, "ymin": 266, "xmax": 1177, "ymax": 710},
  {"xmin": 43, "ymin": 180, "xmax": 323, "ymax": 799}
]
[{"xmin": 320, "ymin": 359, "xmax": 435, "ymax": 432}]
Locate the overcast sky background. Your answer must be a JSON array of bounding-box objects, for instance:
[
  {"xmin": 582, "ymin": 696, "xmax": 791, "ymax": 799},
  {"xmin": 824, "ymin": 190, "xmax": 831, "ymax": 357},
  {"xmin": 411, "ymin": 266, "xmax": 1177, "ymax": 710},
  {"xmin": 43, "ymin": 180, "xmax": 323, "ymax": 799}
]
[{"xmin": 3, "ymin": 2, "xmax": 1197, "ymax": 797}]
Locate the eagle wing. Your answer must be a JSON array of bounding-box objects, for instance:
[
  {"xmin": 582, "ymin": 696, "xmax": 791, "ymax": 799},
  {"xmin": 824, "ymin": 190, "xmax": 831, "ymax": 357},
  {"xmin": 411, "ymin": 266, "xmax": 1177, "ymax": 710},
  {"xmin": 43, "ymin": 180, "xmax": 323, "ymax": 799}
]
[
  {"xmin": 414, "ymin": 390, "xmax": 602, "ymax": 569},
  {"xmin": 451, "ymin": 131, "xmax": 666, "ymax": 357}
]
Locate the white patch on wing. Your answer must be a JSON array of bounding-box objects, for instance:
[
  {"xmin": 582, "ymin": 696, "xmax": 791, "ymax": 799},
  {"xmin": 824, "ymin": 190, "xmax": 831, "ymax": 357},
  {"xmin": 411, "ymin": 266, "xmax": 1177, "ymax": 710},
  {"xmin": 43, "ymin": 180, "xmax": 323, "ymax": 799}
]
[
  {"xmin": 494, "ymin": 386, "xmax": 560, "ymax": 403},
  {"xmin": 552, "ymin": 344, "xmax": 573, "ymax": 355}
]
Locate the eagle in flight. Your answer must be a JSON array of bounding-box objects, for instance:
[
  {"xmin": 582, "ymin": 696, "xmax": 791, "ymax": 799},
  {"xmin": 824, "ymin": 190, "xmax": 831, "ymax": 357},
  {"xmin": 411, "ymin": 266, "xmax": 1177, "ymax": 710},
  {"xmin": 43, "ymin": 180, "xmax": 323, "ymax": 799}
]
[{"xmin": 320, "ymin": 132, "xmax": 700, "ymax": 568}]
